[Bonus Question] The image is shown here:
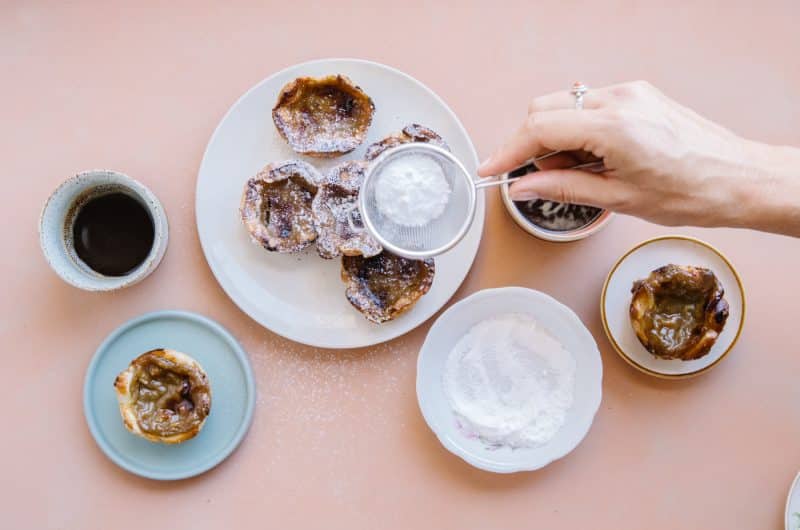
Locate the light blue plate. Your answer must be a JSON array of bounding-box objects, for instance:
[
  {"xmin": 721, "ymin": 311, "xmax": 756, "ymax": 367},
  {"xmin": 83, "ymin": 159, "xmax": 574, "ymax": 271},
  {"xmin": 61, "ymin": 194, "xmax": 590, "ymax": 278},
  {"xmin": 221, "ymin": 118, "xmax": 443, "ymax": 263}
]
[{"xmin": 83, "ymin": 310, "xmax": 256, "ymax": 480}]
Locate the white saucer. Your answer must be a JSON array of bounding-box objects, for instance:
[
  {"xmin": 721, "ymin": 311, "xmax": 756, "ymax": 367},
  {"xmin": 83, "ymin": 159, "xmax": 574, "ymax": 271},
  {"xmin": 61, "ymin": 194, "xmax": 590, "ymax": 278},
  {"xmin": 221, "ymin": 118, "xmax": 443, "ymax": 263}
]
[
  {"xmin": 601, "ymin": 235, "xmax": 745, "ymax": 379},
  {"xmin": 416, "ymin": 287, "xmax": 603, "ymax": 473}
]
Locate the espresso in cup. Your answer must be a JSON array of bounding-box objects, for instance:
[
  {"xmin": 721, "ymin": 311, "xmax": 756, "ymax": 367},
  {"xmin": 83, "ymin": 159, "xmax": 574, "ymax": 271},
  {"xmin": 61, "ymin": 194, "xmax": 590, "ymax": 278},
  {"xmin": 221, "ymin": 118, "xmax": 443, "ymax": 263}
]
[
  {"xmin": 40, "ymin": 170, "xmax": 168, "ymax": 291},
  {"xmin": 70, "ymin": 191, "xmax": 155, "ymax": 276}
]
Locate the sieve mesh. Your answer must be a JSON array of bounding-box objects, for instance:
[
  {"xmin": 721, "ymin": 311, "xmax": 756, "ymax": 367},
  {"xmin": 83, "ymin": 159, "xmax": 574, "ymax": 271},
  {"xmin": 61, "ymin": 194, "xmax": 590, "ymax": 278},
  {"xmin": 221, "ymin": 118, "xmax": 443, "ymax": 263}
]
[{"xmin": 359, "ymin": 144, "xmax": 476, "ymax": 259}]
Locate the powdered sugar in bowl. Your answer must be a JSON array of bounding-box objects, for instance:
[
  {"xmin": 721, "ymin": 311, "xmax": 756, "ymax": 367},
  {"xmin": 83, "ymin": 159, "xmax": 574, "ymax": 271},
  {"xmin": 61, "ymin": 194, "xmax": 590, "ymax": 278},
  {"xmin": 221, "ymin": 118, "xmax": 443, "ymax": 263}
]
[{"xmin": 416, "ymin": 287, "xmax": 603, "ymax": 473}]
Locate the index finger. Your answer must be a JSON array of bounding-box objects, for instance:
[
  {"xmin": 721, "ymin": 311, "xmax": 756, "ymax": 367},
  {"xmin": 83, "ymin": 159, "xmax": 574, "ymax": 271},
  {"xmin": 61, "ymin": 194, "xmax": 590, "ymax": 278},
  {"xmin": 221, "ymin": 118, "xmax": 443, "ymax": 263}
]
[{"xmin": 477, "ymin": 109, "xmax": 605, "ymax": 177}]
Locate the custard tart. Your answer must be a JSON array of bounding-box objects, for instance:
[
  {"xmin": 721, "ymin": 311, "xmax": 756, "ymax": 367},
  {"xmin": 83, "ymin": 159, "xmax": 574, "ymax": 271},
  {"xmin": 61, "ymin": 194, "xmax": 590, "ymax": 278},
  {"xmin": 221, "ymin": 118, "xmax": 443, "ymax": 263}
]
[
  {"xmin": 272, "ymin": 75, "xmax": 375, "ymax": 158},
  {"xmin": 240, "ymin": 160, "xmax": 322, "ymax": 253},
  {"xmin": 114, "ymin": 349, "xmax": 212, "ymax": 444},
  {"xmin": 312, "ymin": 160, "xmax": 382, "ymax": 260},
  {"xmin": 630, "ymin": 264, "xmax": 729, "ymax": 361},
  {"xmin": 364, "ymin": 123, "xmax": 449, "ymax": 161},
  {"xmin": 341, "ymin": 252, "xmax": 435, "ymax": 324}
]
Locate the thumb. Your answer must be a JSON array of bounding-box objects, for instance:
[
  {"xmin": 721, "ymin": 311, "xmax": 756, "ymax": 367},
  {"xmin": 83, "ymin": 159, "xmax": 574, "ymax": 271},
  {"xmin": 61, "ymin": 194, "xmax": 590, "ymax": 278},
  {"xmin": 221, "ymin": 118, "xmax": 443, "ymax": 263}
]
[{"xmin": 508, "ymin": 169, "xmax": 626, "ymax": 210}]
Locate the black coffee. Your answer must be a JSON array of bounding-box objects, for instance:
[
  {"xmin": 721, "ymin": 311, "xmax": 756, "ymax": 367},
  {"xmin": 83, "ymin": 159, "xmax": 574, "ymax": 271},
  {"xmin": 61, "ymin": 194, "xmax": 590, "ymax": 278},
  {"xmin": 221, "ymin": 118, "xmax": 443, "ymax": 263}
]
[{"xmin": 72, "ymin": 192, "xmax": 154, "ymax": 276}]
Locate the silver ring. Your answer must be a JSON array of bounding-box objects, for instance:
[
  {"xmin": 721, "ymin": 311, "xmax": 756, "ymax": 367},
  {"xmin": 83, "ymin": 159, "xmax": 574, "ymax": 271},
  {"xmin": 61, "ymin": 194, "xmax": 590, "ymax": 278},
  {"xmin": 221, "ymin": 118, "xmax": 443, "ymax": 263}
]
[{"xmin": 571, "ymin": 82, "xmax": 588, "ymax": 110}]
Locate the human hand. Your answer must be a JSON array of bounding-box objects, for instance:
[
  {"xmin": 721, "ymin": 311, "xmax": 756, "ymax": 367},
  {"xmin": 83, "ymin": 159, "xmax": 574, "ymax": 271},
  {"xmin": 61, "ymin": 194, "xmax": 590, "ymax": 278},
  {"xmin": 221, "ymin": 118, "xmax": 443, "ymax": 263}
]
[{"xmin": 478, "ymin": 80, "xmax": 799, "ymax": 232}]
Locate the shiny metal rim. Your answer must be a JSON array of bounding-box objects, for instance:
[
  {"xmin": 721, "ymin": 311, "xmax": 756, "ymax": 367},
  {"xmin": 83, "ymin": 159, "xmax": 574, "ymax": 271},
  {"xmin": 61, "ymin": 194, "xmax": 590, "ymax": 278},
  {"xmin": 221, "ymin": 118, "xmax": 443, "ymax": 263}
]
[{"xmin": 359, "ymin": 143, "xmax": 477, "ymax": 259}]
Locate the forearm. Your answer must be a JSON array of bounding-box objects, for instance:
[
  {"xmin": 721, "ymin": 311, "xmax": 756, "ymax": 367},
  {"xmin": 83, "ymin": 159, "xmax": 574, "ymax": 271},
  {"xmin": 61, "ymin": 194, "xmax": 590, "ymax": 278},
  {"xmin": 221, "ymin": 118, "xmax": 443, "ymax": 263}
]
[{"xmin": 730, "ymin": 141, "xmax": 800, "ymax": 237}]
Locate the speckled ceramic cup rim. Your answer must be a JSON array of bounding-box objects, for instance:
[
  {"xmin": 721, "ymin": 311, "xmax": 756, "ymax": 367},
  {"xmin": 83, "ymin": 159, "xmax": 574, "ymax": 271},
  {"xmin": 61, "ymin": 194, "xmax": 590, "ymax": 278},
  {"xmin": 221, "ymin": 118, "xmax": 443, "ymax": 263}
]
[
  {"xmin": 499, "ymin": 176, "xmax": 613, "ymax": 242},
  {"xmin": 39, "ymin": 169, "xmax": 169, "ymax": 291}
]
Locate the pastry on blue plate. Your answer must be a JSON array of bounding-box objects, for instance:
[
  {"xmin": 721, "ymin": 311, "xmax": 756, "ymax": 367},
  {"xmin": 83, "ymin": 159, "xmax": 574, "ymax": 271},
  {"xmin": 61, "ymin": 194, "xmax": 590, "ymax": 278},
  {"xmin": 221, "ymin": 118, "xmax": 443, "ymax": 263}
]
[{"xmin": 114, "ymin": 349, "xmax": 212, "ymax": 444}]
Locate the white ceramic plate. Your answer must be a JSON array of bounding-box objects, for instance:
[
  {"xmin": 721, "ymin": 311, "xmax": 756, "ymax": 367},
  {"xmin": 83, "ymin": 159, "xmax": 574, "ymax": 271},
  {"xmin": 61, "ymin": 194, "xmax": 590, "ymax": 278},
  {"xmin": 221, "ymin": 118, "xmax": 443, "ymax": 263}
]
[
  {"xmin": 601, "ymin": 236, "xmax": 745, "ymax": 378},
  {"xmin": 416, "ymin": 287, "xmax": 603, "ymax": 473},
  {"xmin": 786, "ymin": 472, "xmax": 800, "ymax": 530},
  {"xmin": 196, "ymin": 59, "xmax": 485, "ymax": 349}
]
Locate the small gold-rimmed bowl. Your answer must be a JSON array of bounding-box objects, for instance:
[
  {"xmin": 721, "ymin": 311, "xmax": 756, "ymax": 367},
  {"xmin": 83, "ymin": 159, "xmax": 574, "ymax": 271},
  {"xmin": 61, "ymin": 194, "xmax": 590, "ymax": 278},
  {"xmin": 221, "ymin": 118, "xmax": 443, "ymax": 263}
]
[{"xmin": 600, "ymin": 235, "xmax": 745, "ymax": 379}]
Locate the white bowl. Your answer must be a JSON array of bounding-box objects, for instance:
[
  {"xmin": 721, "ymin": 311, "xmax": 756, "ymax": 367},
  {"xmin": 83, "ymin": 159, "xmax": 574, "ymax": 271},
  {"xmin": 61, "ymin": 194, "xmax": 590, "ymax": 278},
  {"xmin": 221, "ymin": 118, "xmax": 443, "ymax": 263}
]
[
  {"xmin": 39, "ymin": 170, "xmax": 169, "ymax": 291},
  {"xmin": 416, "ymin": 287, "xmax": 603, "ymax": 473}
]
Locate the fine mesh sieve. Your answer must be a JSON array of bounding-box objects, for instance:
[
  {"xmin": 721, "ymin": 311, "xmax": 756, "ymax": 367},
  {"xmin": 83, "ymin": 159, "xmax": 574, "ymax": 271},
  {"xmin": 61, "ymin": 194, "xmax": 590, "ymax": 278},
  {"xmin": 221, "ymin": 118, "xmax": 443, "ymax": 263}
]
[
  {"xmin": 359, "ymin": 144, "xmax": 476, "ymax": 259},
  {"xmin": 358, "ymin": 143, "xmax": 607, "ymax": 259}
]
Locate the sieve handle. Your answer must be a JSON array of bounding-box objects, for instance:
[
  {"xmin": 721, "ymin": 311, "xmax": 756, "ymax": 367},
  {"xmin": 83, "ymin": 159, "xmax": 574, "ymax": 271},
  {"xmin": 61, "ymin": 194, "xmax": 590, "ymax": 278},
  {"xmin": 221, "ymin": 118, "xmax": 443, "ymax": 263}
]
[{"xmin": 475, "ymin": 159, "xmax": 606, "ymax": 190}]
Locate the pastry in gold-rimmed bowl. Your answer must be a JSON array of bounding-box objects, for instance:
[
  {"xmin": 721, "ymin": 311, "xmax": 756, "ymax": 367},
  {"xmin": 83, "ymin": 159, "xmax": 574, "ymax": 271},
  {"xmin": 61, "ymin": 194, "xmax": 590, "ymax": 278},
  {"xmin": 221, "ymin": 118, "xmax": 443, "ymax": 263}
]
[
  {"xmin": 240, "ymin": 160, "xmax": 322, "ymax": 253},
  {"xmin": 364, "ymin": 123, "xmax": 449, "ymax": 161},
  {"xmin": 630, "ymin": 264, "xmax": 729, "ymax": 361},
  {"xmin": 341, "ymin": 251, "xmax": 435, "ymax": 324},
  {"xmin": 272, "ymin": 75, "xmax": 375, "ymax": 158},
  {"xmin": 114, "ymin": 348, "xmax": 212, "ymax": 444},
  {"xmin": 601, "ymin": 235, "xmax": 745, "ymax": 379},
  {"xmin": 312, "ymin": 160, "xmax": 382, "ymax": 259}
]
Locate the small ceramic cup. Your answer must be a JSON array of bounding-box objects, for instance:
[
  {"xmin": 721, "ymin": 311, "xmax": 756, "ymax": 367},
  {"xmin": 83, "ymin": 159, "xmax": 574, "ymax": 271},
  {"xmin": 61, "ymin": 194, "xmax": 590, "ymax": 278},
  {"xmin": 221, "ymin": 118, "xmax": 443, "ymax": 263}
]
[
  {"xmin": 500, "ymin": 173, "xmax": 613, "ymax": 242},
  {"xmin": 39, "ymin": 170, "xmax": 169, "ymax": 291}
]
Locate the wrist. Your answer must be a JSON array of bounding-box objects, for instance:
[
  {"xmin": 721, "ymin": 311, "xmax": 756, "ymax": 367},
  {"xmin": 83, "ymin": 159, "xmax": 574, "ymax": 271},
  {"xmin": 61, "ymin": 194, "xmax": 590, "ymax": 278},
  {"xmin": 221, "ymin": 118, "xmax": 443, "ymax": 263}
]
[
  {"xmin": 689, "ymin": 136, "xmax": 762, "ymax": 229},
  {"xmin": 735, "ymin": 140, "xmax": 800, "ymax": 236}
]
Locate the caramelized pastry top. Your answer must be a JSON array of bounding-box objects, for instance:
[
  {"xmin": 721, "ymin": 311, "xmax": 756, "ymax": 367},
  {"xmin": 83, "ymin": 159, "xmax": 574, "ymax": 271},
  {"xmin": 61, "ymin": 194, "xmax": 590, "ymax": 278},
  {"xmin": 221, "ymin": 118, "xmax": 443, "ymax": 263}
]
[
  {"xmin": 364, "ymin": 123, "xmax": 449, "ymax": 161},
  {"xmin": 341, "ymin": 252, "xmax": 435, "ymax": 324},
  {"xmin": 629, "ymin": 264, "xmax": 729, "ymax": 360},
  {"xmin": 240, "ymin": 160, "xmax": 322, "ymax": 253},
  {"xmin": 114, "ymin": 349, "xmax": 211, "ymax": 443},
  {"xmin": 312, "ymin": 160, "xmax": 382, "ymax": 259},
  {"xmin": 272, "ymin": 75, "xmax": 375, "ymax": 158}
]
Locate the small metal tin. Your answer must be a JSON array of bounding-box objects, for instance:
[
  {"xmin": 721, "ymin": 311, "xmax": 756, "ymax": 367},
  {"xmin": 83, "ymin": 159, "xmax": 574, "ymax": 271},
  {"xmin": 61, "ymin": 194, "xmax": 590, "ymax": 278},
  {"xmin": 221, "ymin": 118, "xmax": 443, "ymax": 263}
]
[{"xmin": 499, "ymin": 169, "xmax": 613, "ymax": 242}]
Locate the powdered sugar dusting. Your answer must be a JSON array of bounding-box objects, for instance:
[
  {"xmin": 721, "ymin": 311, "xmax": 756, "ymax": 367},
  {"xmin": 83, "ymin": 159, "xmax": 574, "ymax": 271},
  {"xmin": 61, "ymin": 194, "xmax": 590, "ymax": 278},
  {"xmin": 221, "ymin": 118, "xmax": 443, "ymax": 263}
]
[
  {"xmin": 240, "ymin": 160, "xmax": 322, "ymax": 253},
  {"xmin": 364, "ymin": 123, "xmax": 450, "ymax": 161},
  {"xmin": 240, "ymin": 328, "xmax": 415, "ymax": 476},
  {"xmin": 312, "ymin": 160, "xmax": 382, "ymax": 259},
  {"xmin": 272, "ymin": 75, "xmax": 375, "ymax": 156}
]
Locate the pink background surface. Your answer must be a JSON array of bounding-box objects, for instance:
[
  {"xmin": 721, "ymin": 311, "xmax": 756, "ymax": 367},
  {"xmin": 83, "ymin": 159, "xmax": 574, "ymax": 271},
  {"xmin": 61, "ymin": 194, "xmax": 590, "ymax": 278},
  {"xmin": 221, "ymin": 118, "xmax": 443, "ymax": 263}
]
[{"xmin": 3, "ymin": 2, "xmax": 800, "ymax": 529}]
